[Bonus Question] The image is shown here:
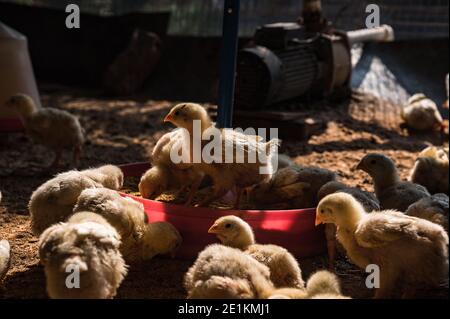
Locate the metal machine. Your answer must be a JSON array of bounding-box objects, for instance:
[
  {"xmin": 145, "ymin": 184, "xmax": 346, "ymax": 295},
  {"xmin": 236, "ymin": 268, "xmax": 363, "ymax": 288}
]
[{"xmin": 235, "ymin": 0, "xmax": 394, "ymax": 109}]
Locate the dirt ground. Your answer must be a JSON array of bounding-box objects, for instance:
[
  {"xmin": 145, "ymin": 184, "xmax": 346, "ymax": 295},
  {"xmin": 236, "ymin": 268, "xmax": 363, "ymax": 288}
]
[{"xmin": 0, "ymin": 85, "xmax": 448, "ymax": 299}]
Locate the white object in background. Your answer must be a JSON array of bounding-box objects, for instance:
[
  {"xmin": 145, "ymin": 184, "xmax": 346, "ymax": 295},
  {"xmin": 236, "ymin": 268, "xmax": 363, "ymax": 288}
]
[{"xmin": 0, "ymin": 22, "xmax": 41, "ymax": 121}]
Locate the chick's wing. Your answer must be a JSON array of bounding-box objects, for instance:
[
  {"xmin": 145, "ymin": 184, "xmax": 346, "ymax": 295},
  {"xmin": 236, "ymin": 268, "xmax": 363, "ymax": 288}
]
[{"xmin": 355, "ymin": 211, "xmax": 425, "ymax": 248}]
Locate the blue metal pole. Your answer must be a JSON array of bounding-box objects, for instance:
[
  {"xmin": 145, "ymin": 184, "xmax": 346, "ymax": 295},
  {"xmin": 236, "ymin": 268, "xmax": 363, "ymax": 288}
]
[{"xmin": 217, "ymin": 0, "xmax": 240, "ymax": 128}]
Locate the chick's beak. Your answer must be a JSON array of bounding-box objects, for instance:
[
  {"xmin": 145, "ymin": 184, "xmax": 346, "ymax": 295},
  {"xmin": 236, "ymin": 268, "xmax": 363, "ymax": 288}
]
[
  {"xmin": 164, "ymin": 113, "xmax": 173, "ymax": 123},
  {"xmin": 355, "ymin": 161, "xmax": 363, "ymax": 170},
  {"xmin": 208, "ymin": 224, "xmax": 219, "ymax": 234},
  {"xmin": 315, "ymin": 212, "xmax": 324, "ymax": 226}
]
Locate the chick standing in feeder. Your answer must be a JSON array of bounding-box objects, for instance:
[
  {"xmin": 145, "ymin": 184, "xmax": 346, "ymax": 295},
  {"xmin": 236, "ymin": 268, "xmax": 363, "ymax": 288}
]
[
  {"xmin": 409, "ymin": 146, "xmax": 449, "ymax": 195},
  {"xmin": 248, "ymin": 165, "xmax": 337, "ymax": 209},
  {"xmin": 29, "ymin": 165, "xmax": 124, "ymax": 235},
  {"xmin": 184, "ymin": 244, "xmax": 274, "ymax": 299},
  {"xmin": 208, "ymin": 215, "xmax": 305, "ymax": 289},
  {"xmin": 164, "ymin": 103, "xmax": 280, "ymax": 208},
  {"xmin": 139, "ymin": 128, "xmax": 203, "ymax": 200},
  {"xmin": 39, "ymin": 212, "xmax": 127, "ymax": 299},
  {"xmin": 316, "ymin": 192, "xmax": 449, "ymax": 298},
  {"xmin": 4, "ymin": 93, "xmax": 85, "ymax": 168},
  {"xmin": 357, "ymin": 153, "xmax": 430, "ymax": 212}
]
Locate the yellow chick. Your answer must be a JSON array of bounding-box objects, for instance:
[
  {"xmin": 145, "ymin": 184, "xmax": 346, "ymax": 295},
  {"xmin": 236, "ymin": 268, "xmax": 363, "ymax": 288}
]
[
  {"xmin": 248, "ymin": 165, "xmax": 337, "ymax": 209},
  {"xmin": 73, "ymin": 188, "xmax": 182, "ymax": 262},
  {"xmin": 409, "ymin": 146, "xmax": 449, "ymax": 195},
  {"xmin": 139, "ymin": 129, "xmax": 204, "ymax": 200},
  {"xmin": 357, "ymin": 153, "xmax": 430, "ymax": 211},
  {"xmin": 316, "ymin": 193, "xmax": 449, "ymax": 298},
  {"xmin": 164, "ymin": 103, "xmax": 280, "ymax": 208},
  {"xmin": 268, "ymin": 270, "xmax": 350, "ymax": 299},
  {"xmin": 208, "ymin": 215, "xmax": 304, "ymax": 289},
  {"xmin": 0, "ymin": 240, "xmax": 10, "ymax": 283},
  {"xmin": 184, "ymin": 244, "xmax": 274, "ymax": 299},
  {"xmin": 139, "ymin": 222, "xmax": 183, "ymax": 260},
  {"xmin": 406, "ymin": 193, "xmax": 449, "ymax": 232},
  {"xmin": 73, "ymin": 188, "xmax": 146, "ymax": 261},
  {"xmin": 4, "ymin": 93, "xmax": 85, "ymax": 167},
  {"xmin": 38, "ymin": 212, "xmax": 127, "ymax": 299},
  {"xmin": 29, "ymin": 165, "xmax": 124, "ymax": 235},
  {"xmin": 401, "ymin": 93, "xmax": 444, "ymax": 131},
  {"xmin": 138, "ymin": 166, "xmax": 169, "ymax": 199},
  {"xmin": 318, "ymin": 181, "xmax": 381, "ymax": 270}
]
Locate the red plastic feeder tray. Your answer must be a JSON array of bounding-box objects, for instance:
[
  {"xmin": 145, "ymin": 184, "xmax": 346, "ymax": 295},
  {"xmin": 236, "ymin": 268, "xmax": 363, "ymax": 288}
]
[
  {"xmin": 0, "ymin": 118, "xmax": 24, "ymax": 133},
  {"xmin": 119, "ymin": 162, "xmax": 327, "ymax": 260}
]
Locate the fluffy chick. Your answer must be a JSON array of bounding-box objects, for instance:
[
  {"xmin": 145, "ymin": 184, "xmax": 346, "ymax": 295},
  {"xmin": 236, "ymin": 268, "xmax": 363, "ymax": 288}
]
[
  {"xmin": 164, "ymin": 103, "xmax": 280, "ymax": 208},
  {"xmin": 0, "ymin": 240, "xmax": 11, "ymax": 283},
  {"xmin": 73, "ymin": 188, "xmax": 182, "ymax": 262},
  {"xmin": 73, "ymin": 188, "xmax": 145, "ymax": 261},
  {"xmin": 138, "ymin": 166, "xmax": 169, "ymax": 199},
  {"xmin": 139, "ymin": 131, "xmax": 203, "ymax": 200},
  {"xmin": 401, "ymin": 93, "xmax": 444, "ymax": 131},
  {"xmin": 4, "ymin": 93, "xmax": 84, "ymax": 167},
  {"xmin": 208, "ymin": 215, "xmax": 304, "ymax": 289},
  {"xmin": 357, "ymin": 153, "xmax": 430, "ymax": 211},
  {"xmin": 406, "ymin": 193, "xmax": 449, "ymax": 232},
  {"xmin": 318, "ymin": 181, "xmax": 381, "ymax": 270},
  {"xmin": 39, "ymin": 212, "xmax": 127, "ymax": 299},
  {"xmin": 410, "ymin": 146, "xmax": 449, "ymax": 195},
  {"xmin": 184, "ymin": 244, "xmax": 274, "ymax": 299},
  {"xmin": 140, "ymin": 222, "xmax": 183, "ymax": 260},
  {"xmin": 248, "ymin": 165, "xmax": 337, "ymax": 209},
  {"xmin": 268, "ymin": 270, "xmax": 350, "ymax": 299},
  {"xmin": 316, "ymin": 193, "xmax": 449, "ymax": 298},
  {"xmin": 29, "ymin": 165, "xmax": 124, "ymax": 235}
]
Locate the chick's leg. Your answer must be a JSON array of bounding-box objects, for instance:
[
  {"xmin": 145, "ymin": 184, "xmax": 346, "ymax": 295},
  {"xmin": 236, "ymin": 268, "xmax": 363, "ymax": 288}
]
[
  {"xmin": 325, "ymin": 224, "xmax": 337, "ymax": 271},
  {"xmin": 373, "ymin": 269, "xmax": 396, "ymax": 299},
  {"xmin": 50, "ymin": 149, "xmax": 63, "ymax": 168},
  {"xmin": 184, "ymin": 176, "xmax": 203, "ymax": 206},
  {"xmin": 197, "ymin": 186, "xmax": 227, "ymax": 207},
  {"xmin": 73, "ymin": 144, "xmax": 83, "ymax": 167},
  {"xmin": 233, "ymin": 187, "xmax": 244, "ymax": 210}
]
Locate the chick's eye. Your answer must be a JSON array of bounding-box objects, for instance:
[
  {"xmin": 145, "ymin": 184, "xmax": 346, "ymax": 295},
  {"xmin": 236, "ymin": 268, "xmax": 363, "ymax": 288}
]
[
  {"xmin": 225, "ymin": 224, "xmax": 232, "ymax": 229},
  {"xmin": 174, "ymin": 111, "xmax": 180, "ymax": 116}
]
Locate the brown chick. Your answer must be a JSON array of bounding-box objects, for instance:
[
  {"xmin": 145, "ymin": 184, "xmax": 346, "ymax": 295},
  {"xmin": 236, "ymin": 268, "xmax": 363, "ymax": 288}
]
[
  {"xmin": 29, "ymin": 165, "xmax": 124, "ymax": 235},
  {"xmin": 208, "ymin": 215, "xmax": 305, "ymax": 289},
  {"xmin": 0, "ymin": 240, "xmax": 10, "ymax": 283},
  {"xmin": 318, "ymin": 181, "xmax": 381, "ymax": 270},
  {"xmin": 164, "ymin": 103, "xmax": 280, "ymax": 208},
  {"xmin": 268, "ymin": 270, "xmax": 350, "ymax": 299},
  {"xmin": 409, "ymin": 146, "xmax": 449, "ymax": 195},
  {"xmin": 401, "ymin": 93, "xmax": 444, "ymax": 131},
  {"xmin": 184, "ymin": 244, "xmax": 274, "ymax": 299},
  {"xmin": 4, "ymin": 93, "xmax": 84, "ymax": 167},
  {"xmin": 248, "ymin": 165, "xmax": 337, "ymax": 209},
  {"xmin": 39, "ymin": 212, "xmax": 127, "ymax": 299},
  {"xmin": 406, "ymin": 193, "xmax": 449, "ymax": 232},
  {"xmin": 357, "ymin": 153, "xmax": 430, "ymax": 211},
  {"xmin": 316, "ymin": 193, "xmax": 449, "ymax": 299}
]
